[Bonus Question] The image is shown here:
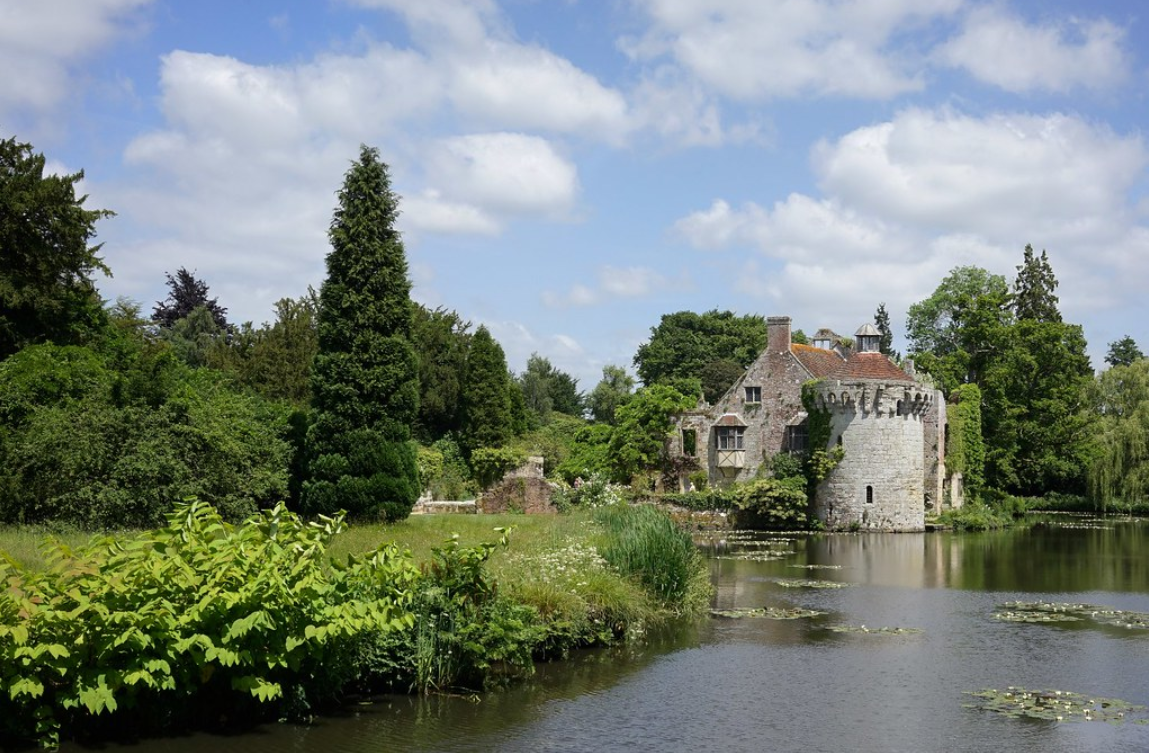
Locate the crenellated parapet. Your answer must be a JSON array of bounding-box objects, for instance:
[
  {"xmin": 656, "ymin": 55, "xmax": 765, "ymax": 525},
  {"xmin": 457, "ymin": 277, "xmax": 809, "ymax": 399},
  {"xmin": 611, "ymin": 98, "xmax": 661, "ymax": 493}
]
[{"xmin": 808, "ymin": 379, "xmax": 933, "ymax": 419}]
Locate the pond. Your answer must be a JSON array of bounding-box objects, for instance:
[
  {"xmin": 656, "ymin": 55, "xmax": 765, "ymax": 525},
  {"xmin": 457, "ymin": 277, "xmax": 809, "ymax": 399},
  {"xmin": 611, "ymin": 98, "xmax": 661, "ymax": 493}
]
[{"xmin": 66, "ymin": 515, "xmax": 1149, "ymax": 753}]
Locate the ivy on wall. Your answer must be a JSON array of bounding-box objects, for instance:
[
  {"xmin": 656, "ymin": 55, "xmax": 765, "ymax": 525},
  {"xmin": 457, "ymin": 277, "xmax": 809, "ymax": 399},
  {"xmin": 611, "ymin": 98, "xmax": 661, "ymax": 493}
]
[{"xmin": 947, "ymin": 383, "xmax": 985, "ymax": 500}]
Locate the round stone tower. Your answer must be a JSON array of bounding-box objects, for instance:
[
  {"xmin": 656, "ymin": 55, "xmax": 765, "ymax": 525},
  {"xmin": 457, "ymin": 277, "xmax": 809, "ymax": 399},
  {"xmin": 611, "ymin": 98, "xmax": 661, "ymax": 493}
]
[{"xmin": 808, "ymin": 379, "xmax": 931, "ymax": 532}]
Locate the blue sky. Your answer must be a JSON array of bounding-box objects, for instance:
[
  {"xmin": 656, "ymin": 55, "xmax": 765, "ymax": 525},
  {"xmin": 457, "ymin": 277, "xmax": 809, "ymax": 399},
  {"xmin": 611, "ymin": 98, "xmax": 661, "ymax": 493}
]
[{"xmin": 4, "ymin": 0, "xmax": 1148, "ymax": 390}]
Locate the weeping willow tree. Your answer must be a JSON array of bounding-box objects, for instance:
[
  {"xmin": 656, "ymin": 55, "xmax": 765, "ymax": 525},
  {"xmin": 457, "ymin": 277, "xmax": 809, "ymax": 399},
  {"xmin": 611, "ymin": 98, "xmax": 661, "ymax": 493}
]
[{"xmin": 1089, "ymin": 359, "xmax": 1149, "ymax": 510}]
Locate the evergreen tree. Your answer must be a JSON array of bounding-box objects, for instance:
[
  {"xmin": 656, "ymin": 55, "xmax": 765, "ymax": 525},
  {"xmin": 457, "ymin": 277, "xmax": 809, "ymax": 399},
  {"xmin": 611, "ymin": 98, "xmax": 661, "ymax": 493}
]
[
  {"xmin": 460, "ymin": 325, "xmax": 514, "ymax": 455},
  {"xmin": 411, "ymin": 304, "xmax": 471, "ymax": 442},
  {"xmin": 0, "ymin": 137, "xmax": 112, "ymax": 357},
  {"xmin": 302, "ymin": 146, "xmax": 420, "ymax": 521},
  {"xmin": 1013, "ymin": 244, "xmax": 1061, "ymax": 322},
  {"xmin": 153, "ymin": 267, "xmax": 229, "ymax": 330},
  {"xmin": 517, "ymin": 353, "xmax": 583, "ymax": 424},
  {"xmin": 874, "ymin": 302, "xmax": 897, "ymax": 359},
  {"xmin": 1105, "ymin": 335, "xmax": 1143, "ymax": 368}
]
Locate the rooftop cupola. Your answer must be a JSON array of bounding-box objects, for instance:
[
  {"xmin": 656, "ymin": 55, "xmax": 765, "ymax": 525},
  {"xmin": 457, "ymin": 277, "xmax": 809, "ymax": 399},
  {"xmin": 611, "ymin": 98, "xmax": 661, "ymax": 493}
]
[{"xmin": 855, "ymin": 323, "xmax": 881, "ymax": 353}]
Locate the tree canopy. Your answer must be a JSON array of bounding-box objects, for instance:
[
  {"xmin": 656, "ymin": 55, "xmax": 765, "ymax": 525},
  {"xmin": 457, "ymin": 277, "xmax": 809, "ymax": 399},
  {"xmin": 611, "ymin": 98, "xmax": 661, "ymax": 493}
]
[
  {"xmin": 874, "ymin": 302, "xmax": 897, "ymax": 359},
  {"xmin": 460, "ymin": 325, "xmax": 515, "ymax": 455},
  {"xmin": 588, "ymin": 364, "xmax": 634, "ymax": 424},
  {"xmin": 1106, "ymin": 335, "xmax": 1143, "ymax": 368},
  {"xmin": 152, "ymin": 268, "xmax": 229, "ymax": 330},
  {"xmin": 303, "ymin": 146, "xmax": 420, "ymax": 521},
  {"xmin": 633, "ymin": 310, "xmax": 766, "ymax": 388},
  {"xmin": 1013, "ymin": 245, "xmax": 1061, "ymax": 323},
  {"xmin": 0, "ymin": 136, "xmax": 112, "ymax": 357}
]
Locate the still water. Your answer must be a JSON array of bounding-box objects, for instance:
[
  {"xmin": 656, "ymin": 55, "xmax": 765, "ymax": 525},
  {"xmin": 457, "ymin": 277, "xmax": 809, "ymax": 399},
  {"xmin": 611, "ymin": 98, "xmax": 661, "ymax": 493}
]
[{"xmin": 70, "ymin": 516, "xmax": 1149, "ymax": 752}]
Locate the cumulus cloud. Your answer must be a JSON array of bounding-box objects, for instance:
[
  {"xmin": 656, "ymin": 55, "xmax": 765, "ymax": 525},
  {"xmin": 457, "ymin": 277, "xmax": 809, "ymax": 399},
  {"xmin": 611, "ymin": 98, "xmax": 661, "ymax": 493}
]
[
  {"xmin": 424, "ymin": 133, "xmax": 579, "ymax": 217},
  {"xmin": 813, "ymin": 108, "xmax": 1147, "ymax": 242},
  {"xmin": 674, "ymin": 107, "xmax": 1149, "ymax": 335},
  {"xmin": 625, "ymin": 0, "xmax": 961, "ymax": 100},
  {"xmin": 935, "ymin": 6, "xmax": 1131, "ymax": 93},
  {"xmin": 0, "ymin": 0, "xmax": 151, "ymax": 117}
]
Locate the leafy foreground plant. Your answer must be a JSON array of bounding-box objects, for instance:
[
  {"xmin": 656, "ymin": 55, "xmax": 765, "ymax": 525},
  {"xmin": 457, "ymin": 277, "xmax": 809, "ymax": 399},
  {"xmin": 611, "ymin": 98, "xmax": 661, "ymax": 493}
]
[
  {"xmin": 0, "ymin": 501, "xmax": 418, "ymax": 747},
  {"xmin": 965, "ymin": 687, "xmax": 1148, "ymax": 723}
]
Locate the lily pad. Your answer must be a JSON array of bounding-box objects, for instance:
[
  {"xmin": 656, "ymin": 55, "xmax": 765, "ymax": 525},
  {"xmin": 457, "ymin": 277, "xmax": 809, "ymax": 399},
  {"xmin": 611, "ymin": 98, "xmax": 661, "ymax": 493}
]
[
  {"xmin": 710, "ymin": 606, "xmax": 826, "ymax": 620},
  {"xmin": 825, "ymin": 625, "xmax": 921, "ymax": 635},
  {"xmin": 995, "ymin": 601, "xmax": 1149, "ymax": 630},
  {"xmin": 965, "ymin": 686, "xmax": 1147, "ymax": 723},
  {"xmin": 788, "ymin": 564, "xmax": 843, "ymax": 570},
  {"xmin": 775, "ymin": 578, "xmax": 849, "ymax": 589},
  {"xmin": 716, "ymin": 551, "xmax": 789, "ymax": 562}
]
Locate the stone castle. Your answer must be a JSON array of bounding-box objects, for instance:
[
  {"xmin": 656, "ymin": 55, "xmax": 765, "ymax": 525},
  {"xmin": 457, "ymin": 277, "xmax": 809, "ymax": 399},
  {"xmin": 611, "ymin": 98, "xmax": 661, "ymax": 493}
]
[{"xmin": 670, "ymin": 316, "xmax": 958, "ymax": 531}]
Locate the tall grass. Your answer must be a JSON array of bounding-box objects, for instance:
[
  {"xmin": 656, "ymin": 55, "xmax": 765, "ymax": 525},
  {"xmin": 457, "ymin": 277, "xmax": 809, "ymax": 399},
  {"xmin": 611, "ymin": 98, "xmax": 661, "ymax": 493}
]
[{"xmin": 591, "ymin": 504, "xmax": 710, "ymax": 614}]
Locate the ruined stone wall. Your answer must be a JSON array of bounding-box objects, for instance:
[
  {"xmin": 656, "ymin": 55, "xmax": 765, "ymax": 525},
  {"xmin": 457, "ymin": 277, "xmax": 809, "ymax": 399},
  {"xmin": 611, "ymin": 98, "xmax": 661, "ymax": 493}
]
[{"xmin": 811, "ymin": 381, "xmax": 928, "ymax": 532}]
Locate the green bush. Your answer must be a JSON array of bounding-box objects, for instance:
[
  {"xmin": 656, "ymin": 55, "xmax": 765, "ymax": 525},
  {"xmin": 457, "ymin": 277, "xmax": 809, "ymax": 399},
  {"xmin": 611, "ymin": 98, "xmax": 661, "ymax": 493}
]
[
  {"xmin": 728, "ymin": 477, "xmax": 811, "ymax": 529},
  {"xmin": 551, "ymin": 472, "xmax": 624, "ymax": 512}
]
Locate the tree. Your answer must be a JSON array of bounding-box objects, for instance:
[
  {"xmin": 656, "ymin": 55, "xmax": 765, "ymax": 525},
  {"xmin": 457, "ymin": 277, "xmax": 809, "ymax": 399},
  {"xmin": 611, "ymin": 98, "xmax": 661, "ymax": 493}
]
[
  {"xmin": 873, "ymin": 302, "xmax": 897, "ymax": 359},
  {"xmin": 588, "ymin": 364, "xmax": 635, "ymax": 424},
  {"xmin": 1013, "ymin": 244, "xmax": 1061, "ymax": 323},
  {"xmin": 460, "ymin": 325, "xmax": 514, "ymax": 455},
  {"xmin": 517, "ymin": 353, "xmax": 583, "ymax": 425},
  {"xmin": 302, "ymin": 146, "xmax": 420, "ymax": 521},
  {"xmin": 905, "ymin": 266, "xmax": 1011, "ymax": 358},
  {"xmin": 411, "ymin": 304, "xmax": 470, "ymax": 441},
  {"xmin": 699, "ymin": 358, "xmax": 744, "ymax": 403},
  {"xmin": 633, "ymin": 310, "xmax": 767, "ymax": 387},
  {"xmin": 606, "ymin": 384, "xmax": 695, "ymax": 484},
  {"xmin": 153, "ymin": 267, "xmax": 229, "ymax": 330},
  {"xmin": 1089, "ymin": 359, "xmax": 1149, "ymax": 509},
  {"xmin": 1106, "ymin": 335, "xmax": 1143, "ymax": 368},
  {"xmin": 0, "ymin": 136, "xmax": 112, "ymax": 358}
]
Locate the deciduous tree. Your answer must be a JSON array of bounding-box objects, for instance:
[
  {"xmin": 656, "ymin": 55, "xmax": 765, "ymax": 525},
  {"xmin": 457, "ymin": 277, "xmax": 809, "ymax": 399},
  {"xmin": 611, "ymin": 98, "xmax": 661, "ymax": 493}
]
[
  {"xmin": 588, "ymin": 364, "xmax": 635, "ymax": 424},
  {"xmin": 633, "ymin": 310, "xmax": 766, "ymax": 387}
]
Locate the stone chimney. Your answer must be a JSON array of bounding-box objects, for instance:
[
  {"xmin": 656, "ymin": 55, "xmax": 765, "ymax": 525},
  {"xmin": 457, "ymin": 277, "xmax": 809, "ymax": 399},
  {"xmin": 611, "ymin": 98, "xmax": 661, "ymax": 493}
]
[{"xmin": 767, "ymin": 316, "xmax": 792, "ymax": 353}]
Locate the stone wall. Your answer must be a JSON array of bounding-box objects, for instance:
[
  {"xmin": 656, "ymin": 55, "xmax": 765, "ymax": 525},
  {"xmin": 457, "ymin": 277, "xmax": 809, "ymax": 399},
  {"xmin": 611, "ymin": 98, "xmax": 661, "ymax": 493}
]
[
  {"xmin": 476, "ymin": 455, "xmax": 558, "ymax": 514},
  {"xmin": 920, "ymin": 388, "xmax": 949, "ymax": 511},
  {"xmin": 812, "ymin": 380, "xmax": 928, "ymax": 532}
]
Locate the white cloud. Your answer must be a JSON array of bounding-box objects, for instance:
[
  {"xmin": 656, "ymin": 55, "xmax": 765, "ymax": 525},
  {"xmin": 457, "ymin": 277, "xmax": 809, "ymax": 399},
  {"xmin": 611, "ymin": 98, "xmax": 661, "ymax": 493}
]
[
  {"xmin": 424, "ymin": 133, "xmax": 579, "ymax": 217},
  {"xmin": 0, "ymin": 0, "xmax": 151, "ymax": 116},
  {"xmin": 543, "ymin": 265, "xmax": 682, "ymax": 308},
  {"xmin": 813, "ymin": 108, "xmax": 1147, "ymax": 242},
  {"xmin": 674, "ymin": 106, "xmax": 1149, "ymax": 338},
  {"xmin": 936, "ymin": 6, "xmax": 1130, "ymax": 93},
  {"xmin": 625, "ymin": 0, "xmax": 961, "ymax": 101},
  {"xmin": 402, "ymin": 190, "xmax": 500, "ymax": 236},
  {"xmin": 447, "ymin": 41, "xmax": 632, "ymax": 143}
]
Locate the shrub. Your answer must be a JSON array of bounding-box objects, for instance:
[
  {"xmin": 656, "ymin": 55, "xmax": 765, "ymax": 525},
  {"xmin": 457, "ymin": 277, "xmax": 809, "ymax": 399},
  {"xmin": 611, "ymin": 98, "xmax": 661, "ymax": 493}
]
[{"xmin": 728, "ymin": 477, "xmax": 811, "ymax": 529}]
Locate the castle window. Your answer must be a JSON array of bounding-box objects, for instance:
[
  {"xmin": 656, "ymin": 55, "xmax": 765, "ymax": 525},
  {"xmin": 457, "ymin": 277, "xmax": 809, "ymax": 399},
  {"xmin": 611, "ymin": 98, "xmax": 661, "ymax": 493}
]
[
  {"xmin": 744, "ymin": 385, "xmax": 761, "ymax": 404},
  {"xmin": 716, "ymin": 426, "xmax": 744, "ymax": 451},
  {"xmin": 682, "ymin": 429, "xmax": 697, "ymax": 456},
  {"xmin": 866, "ymin": 485, "xmax": 874, "ymax": 505},
  {"xmin": 785, "ymin": 423, "xmax": 808, "ymax": 453}
]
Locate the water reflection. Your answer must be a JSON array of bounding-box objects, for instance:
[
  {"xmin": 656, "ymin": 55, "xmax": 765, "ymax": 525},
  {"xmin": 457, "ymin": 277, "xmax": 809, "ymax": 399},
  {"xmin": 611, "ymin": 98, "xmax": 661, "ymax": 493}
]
[{"xmin": 64, "ymin": 519, "xmax": 1149, "ymax": 753}]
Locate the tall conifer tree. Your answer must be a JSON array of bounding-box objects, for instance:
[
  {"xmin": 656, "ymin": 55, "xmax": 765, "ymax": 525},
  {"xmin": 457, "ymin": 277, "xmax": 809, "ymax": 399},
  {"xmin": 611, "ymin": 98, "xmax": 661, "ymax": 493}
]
[
  {"xmin": 1013, "ymin": 244, "xmax": 1061, "ymax": 322},
  {"xmin": 302, "ymin": 146, "xmax": 420, "ymax": 521},
  {"xmin": 460, "ymin": 325, "xmax": 514, "ymax": 455}
]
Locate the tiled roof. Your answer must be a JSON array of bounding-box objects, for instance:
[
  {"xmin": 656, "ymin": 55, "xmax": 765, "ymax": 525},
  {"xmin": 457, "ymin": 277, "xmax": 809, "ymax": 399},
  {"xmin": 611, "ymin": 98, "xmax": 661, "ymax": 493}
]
[
  {"xmin": 791, "ymin": 343, "xmax": 845, "ymax": 378},
  {"xmin": 791, "ymin": 344, "xmax": 913, "ymax": 382},
  {"xmin": 839, "ymin": 352, "xmax": 914, "ymax": 382}
]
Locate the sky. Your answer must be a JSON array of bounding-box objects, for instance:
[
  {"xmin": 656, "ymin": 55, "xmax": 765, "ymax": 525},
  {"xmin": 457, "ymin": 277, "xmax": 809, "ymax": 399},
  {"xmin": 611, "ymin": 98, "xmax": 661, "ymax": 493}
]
[{"xmin": 4, "ymin": 0, "xmax": 1148, "ymax": 390}]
